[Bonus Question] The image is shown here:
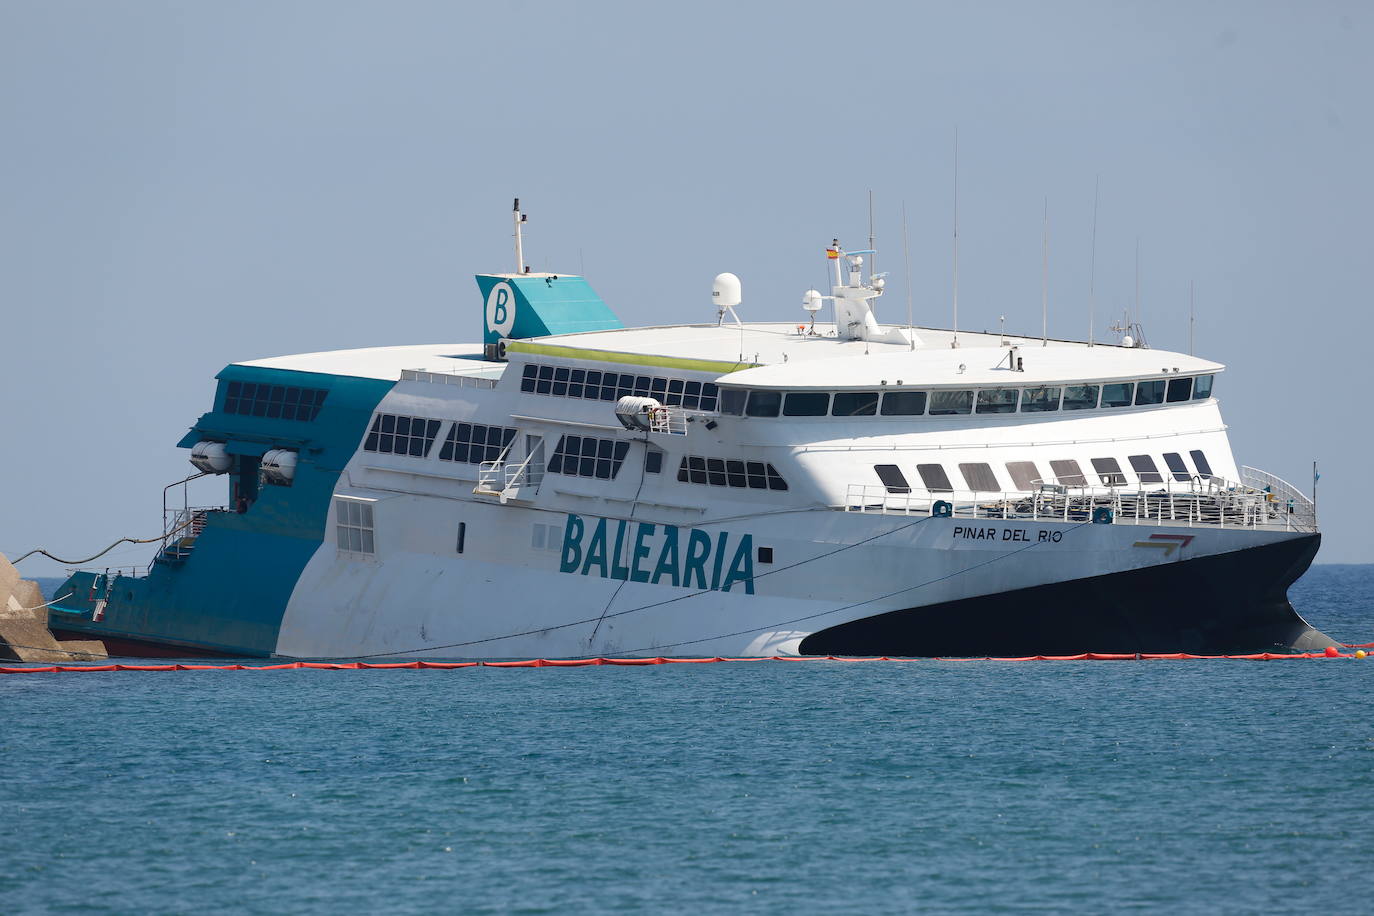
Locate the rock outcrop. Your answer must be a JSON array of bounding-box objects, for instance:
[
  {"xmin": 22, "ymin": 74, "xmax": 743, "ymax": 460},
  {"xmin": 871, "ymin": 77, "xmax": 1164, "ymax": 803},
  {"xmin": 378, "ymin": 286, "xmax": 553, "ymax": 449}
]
[{"xmin": 0, "ymin": 552, "xmax": 107, "ymax": 662}]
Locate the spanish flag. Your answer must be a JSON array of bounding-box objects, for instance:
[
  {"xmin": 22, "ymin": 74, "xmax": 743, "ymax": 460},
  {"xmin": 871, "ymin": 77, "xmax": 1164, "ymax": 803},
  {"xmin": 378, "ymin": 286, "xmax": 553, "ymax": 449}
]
[{"xmin": 826, "ymin": 247, "xmax": 839, "ymax": 259}]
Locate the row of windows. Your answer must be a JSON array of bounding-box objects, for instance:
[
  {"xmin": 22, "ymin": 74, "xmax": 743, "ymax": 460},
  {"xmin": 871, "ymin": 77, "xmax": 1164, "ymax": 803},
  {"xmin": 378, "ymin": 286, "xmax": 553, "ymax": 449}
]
[
  {"xmin": 520, "ymin": 363, "xmax": 721, "ymax": 411},
  {"xmin": 874, "ymin": 449, "xmax": 1216, "ymax": 494},
  {"xmin": 224, "ymin": 381, "xmax": 328, "ymax": 422},
  {"xmin": 677, "ymin": 456, "xmax": 789, "ymax": 491},
  {"xmin": 549, "ymin": 435, "xmax": 632, "ymax": 480},
  {"xmin": 439, "ymin": 422, "xmax": 516, "ymax": 465},
  {"xmin": 720, "ymin": 374, "xmax": 1215, "ymax": 418},
  {"xmin": 365, "ymin": 414, "xmax": 443, "ymax": 457}
]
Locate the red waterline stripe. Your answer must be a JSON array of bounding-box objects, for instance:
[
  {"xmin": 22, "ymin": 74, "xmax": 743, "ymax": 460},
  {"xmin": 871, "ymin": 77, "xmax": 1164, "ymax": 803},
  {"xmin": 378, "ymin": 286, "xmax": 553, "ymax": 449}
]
[{"xmin": 0, "ymin": 651, "xmax": 1368, "ymax": 674}]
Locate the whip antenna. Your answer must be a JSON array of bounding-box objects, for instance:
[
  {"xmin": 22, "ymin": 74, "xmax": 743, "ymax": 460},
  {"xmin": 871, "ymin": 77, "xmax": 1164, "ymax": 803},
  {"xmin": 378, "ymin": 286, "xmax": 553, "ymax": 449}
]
[
  {"xmin": 951, "ymin": 129, "xmax": 960, "ymax": 348},
  {"xmin": 1088, "ymin": 176, "xmax": 1099, "ymax": 347},
  {"xmin": 1042, "ymin": 197, "xmax": 1049, "ymax": 346},
  {"xmin": 903, "ymin": 200, "xmax": 914, "ymax": 349}
]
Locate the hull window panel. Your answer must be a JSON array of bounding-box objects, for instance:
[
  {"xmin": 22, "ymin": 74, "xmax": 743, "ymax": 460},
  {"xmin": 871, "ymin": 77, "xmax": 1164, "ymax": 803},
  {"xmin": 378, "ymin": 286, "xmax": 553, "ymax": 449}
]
[
  {"xmin": 1101, "ymin": 383, "xmax": 1134, "ymax": 408},
  {"xmin": 975, "ymin": 389, "xmax": 1018, "ymax": 414},
  {"xmin": 874, "ymin": 464, "xmax": 911, "ymax": 494},
  {"xmin": 1193, "ymin": 374, "xmax": 1215, "ymax": 399},
  {"xmin": 1091, "ymin": 457, "xmax": 1128, "ymax": 487},
  {"xmin": 725, "ymin": 460, "xmax": 747, "ymax": 488},
  {"xmin": 645, "ymin": 448, "xmax": 664, "ymax": 474},
  {"xmin": 365, "ymin": 414, "xmax": 444, "ymax": 458},
  {"xmin": 335, "ymin": 498, "xmax": 376, "ymax": 557},
  {"xmin": 1005, "ymin": 461, "xmax": 1043, "ymax": 491},
  {"xmin": 784, "ymin": 392, "xmax": 830, "ymax": 416},
  {"xmin": 928, "ymin": 390, "xmax": 973, "ymax": 415},
  {"xmin": 916, "ymin": 463, "xmax": 953, "ymax": 492},
  {"xmin": 959, "ymin": 462, "xmax": 1000, "ymax": 492},
  {"xmin": 1135, "ymin": 379, "xmax": 1166, "ymax": 405},
  {"xmin": 719, "ymin": 388, "xmax": 747, "ymax": 415},
  {"xmin": 1166, "ymin": 377, "xmax": 1193, "ymax": 402},
  {"xmin": 678, "ymin": 455, "xmax": 787, "ymax": 491},
  {"xmin": 551, "ymin": 435, "xmax": 630, "ymax": 480},
  {"xmin": 1050, "ymin": 459, "xmax": 1088, "ymax": 487},
  {"xmin": 700, "ymin": 383, "xmax": 720, "ymax": 412},
  {"xmin": 225, "ymin": 381, "xmax": 327, "ymax": 422},
  {"xmin": 439, "ymin": 422, "xmax": 516, "ymax": 465},
  {"xmin": 832, "ymin": 392, "xmax": 879, "ymax": 416},
  {"xmin": 1128, "ymin": 454, "xmax": 1164, "ymax": 484},
  {"xmin": 745, "ymin": 390, "xmax": 782, "ymax": 417},
  {"xmin": 1062, "ymin": 385, "xmax": 1099, "ymax": 410},
  {"xmin": 880, "ymin": 391, "xmax": 926, "ymax": 416},
  {"xmin": 1190, "ymin": 449, "xmax": 1214, "ymax": 478},
  {"xmin": 520, "ymin": 364, "xmax": 538, "ymax": 392},
  {"xmin": 1163, "ymin": 452, "xmax": 1191, "ymax": 481},
  {"xmin": 1020, "ymin": 387, "xmax": 1061, "ymax": 412}
]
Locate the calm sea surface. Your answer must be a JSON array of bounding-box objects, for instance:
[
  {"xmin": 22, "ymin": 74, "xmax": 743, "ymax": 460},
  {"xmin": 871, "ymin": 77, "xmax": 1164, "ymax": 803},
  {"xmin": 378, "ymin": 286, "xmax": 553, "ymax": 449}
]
[{"xmin": 3, "ymin": 567, "xmax": 1372, "ymax": 913}]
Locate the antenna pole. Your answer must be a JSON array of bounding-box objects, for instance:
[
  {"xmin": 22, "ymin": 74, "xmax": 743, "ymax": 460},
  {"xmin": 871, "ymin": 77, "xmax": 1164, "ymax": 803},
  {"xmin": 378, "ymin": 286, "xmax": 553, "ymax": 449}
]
[
  {"xmin": 1088, "ymin": 176, "xmax": 1099, "ymax": 347},
  {"xmin": 868, "ymin": 189, "xmax": 876, "ymax": 277},
  {"xmin": 1134, "ymin": 237, "xmax": 1140, "ymax": 335},
  {"xmin": 951, "ymin": 129, "xmax": 960, "ymax": 349},
  {"xmin": 513, "ymin": 198, "xmax": 525, "ymax": 274},
  {"xmin": 1041, "ymin": 197, "xmax": 1049, "ymax": 346},
  {"xmin": 903, "ymin": 200, "xmax": 914, "ymax": 350},
  {"xmin": 1189, "ymin": 280, "xmax": 1195, "ymax": 355}
]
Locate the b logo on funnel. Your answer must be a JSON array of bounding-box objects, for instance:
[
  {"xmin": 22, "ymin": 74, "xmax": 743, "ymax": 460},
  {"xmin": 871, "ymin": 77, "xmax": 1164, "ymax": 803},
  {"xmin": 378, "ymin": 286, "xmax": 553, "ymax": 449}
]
[{"xmin": 485, "ymin": 282, "xmax": 516, "ymax": 337}]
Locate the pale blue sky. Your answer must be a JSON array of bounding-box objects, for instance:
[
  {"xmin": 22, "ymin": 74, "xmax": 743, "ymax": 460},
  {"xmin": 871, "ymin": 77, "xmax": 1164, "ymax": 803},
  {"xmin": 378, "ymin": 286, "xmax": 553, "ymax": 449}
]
[{"xmin": 2, "ymin": 1, "xmax": 1370, "ymax": 573}]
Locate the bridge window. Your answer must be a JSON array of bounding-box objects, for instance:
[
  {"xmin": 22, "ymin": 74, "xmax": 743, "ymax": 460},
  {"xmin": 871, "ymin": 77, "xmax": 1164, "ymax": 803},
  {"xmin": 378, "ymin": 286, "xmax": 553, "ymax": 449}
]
[
  {"xmin": 1135, "ymin": 379, "xmax": 1166, "ymax": 405},
  {"xmin": 928, "ymin": 390, "xmax": 973, "ymax": 415},
  {"xmin": 1193, "ymin": 375, "xmax": 1214, "ymax": 399},
  {"xmin": 1005, "ymin": 461, "xmax": 1043, "ymax": 491},
  {"xmin": 1101, "ymin": 383, "xmax": 1134, "ymax": 408},
  {"xmin": 439, "ymin": 422, "xmax": 516, "ymax": 465},
  {"xmin": 784, "ymin": 392, "xmax": 830, "ymax": 416},
  {"xmin": 334, "ymin": 498, "xmax": 375, "ymax": 556},
  {"xmin": 880, "ymin": 391, "xmax": 926, "ymax": 416},
  {"xmin": 550, "ymin": 435, "xmax": 630, "ymax": 480},
  {"xmin": 1050, "ymin": 459, "xmax": 1087, "ymax": 487},
  {"xmin": 1062, "ymin": 385, "xmax": 1099, "ymax": 410},
  {"xmin": 874, "ymin": 464, "xmax": 911, "ymax": 494},
  {"xmin": 1190, "ymin": 449, "xmax": 1214, "ymax": 479},
  {"xmin": 365, "ymin": 414, "xmax": 443, "ymax": 457},
  {"xmin": 1020, "ymin": 387, "xmax": 1061, "ymax": 412},
  {"xmin": 1128, "ymin": 454, "xmax": 1164, "ymax": 484},
  {"xmin": 720, "ymin": 388, "xmax": 746, "ymax": 415},
  {"xmin": 677, "ymin": 456, "xmax": 788, "ymax": 491},
  {"xmin": 1163, "ymin": 452, "xmax": 1191, "ymax": 482},
  {"xmin": 745, "ymin": 390, "xmax": 781, "ymax": 417},
  {"xmin": 832, "ymin": 392, "xmax": 879, "ymax": 416},
  {"xmin": 916, "ymin": 463, "xmax": 953, "ymax": 492},
  {"xmin": 959, "ymin": 462, "xmax": 1000, "ymax": 491},
  {"xmin": 975, "ymin": 389, "xmax": 1018, "ymax": 414},
  {"xmin": 1166, "ymin": 377, "xmax": 1193, "ymax": 402},
  {"xmin": 1091, "ymin": 457, "xmax": 1127, "ymax": 486},
  {"xmin": 225, "ymin": 381, "xmax": 327, "ymax": 421},
  {"xmin": 518, "ymin": 362, "xmax": 718, "ymax": 411}
]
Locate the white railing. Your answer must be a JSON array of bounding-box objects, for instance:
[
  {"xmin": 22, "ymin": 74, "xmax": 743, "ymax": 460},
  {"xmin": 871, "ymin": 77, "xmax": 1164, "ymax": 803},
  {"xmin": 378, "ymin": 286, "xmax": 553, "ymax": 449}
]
[
  {"xmin": 649, "ymin": 405, "xmax": 689, "ymax": 436},
  {"xmin": 475, "ymin": 438, "xmax": 540, "ymax": 502},
  {"xmin": 400, "ymin": 368, "xmax": 500, "ymax": 388},
  {"xmin": 1240, "ymin": 466, "xmax": 1317, "ymax": 532},
  {"xmin": 843, "ymin": 471, "xmax": 1317, "ymax": 532}
]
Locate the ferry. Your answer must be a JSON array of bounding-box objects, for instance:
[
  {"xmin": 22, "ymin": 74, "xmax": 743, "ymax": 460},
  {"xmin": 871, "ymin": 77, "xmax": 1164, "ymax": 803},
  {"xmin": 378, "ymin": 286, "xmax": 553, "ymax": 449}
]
[{"xmin": 51, "ymin": 202, "xmax": 1329, "ymax": 658}]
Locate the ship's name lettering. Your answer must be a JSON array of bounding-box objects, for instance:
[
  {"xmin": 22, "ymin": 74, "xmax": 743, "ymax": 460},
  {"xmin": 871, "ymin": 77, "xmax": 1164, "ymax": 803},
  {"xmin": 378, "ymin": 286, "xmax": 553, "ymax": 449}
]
[
  {"xmin": 559, "ymin": 513, "xmax": 755, "ymax": 594},
  {"xmin": 952, "ymin": 525, "xmax": 1062, "ymax": 544}
]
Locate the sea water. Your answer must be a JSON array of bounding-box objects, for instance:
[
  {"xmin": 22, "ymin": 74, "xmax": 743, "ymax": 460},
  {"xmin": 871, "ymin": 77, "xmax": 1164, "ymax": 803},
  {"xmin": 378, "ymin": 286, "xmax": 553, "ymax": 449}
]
[{"xmin": 2, "ymin": 567, "xmax": 1371, "ymax": 914}]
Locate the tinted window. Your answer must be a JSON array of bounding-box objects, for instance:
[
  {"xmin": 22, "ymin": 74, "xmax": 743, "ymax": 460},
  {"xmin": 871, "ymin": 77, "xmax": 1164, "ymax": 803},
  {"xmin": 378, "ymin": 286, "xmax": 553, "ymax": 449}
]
[
  {"xmin": 1163, "ymin": 452, "xmax": 1191, "ymax": 481},
  {"xmin": 874, "ymin": 464, "xmax": 911, "ymax": 494},
  {"xmin": 1091, "ymin": 457, "xmax": 1127, "ymax": 486},
  {"xmin": 1102, "ymin": 383, "xmax": 1134, "ymax": 407},
  {"xmin": 1021, "ymin": 387, "xmax": 1061, "ymax": 412},
  {"xmin": 1135, "ymin": 379, "xmax": 1166, "ymax": 405},
  {"xmin": 1190, "ymin": 449, "xmax": 1214, "ymax": 478},
  {"xmin": 783, "ymin": 392, "xmax": 830, "ymax": 416},
  {"xmin": 719, "ymin": 388, "xmax": 746, "ymax": 415},
  {"xmin": 645, "ymin": 449, "xmax": 663, "ymax": 474},
  {"xmin": 928, "ymin": 390, "xmax": 973, "ymax": 415},
  {"xmin": 880, "ymin": 391, "xmax": 926, "ymax": 416},
  {"xmin": 1063, "ymin": 385, "xmax": 1099, "ymax": 410},
  {"xmin": 832, "ymin": 392, "xmax": 879, "ymax": 416},
  {"xmin": 916, "ymin": 464, "xmax": 953, "ymax": 492},
  {"xmin": 1005, "ymin": 461, "xmax": 1043, "ymax": 490},
  {"xmin": 1128, "ymin": 454, "xmax": 1163, "ymax": 484},
  {"xmin": 1193, "ymin": 375, "xmax": 1214, "ymax": 399},
  {"xmin": 1050, "ymin": 459, "xmax": 1087, "ymax": 487},
  {"xmin": 1166, "ymin": 377, "xmax": 1192, "ymax": 402},
  {"xmin": 976, "ymin": 389, "xmax": 1018, "ymax": 414},
  {"xmin": 745, "ymin": 390, "xmax": 781, "ymax": 417},
  {"xmin": 959, "ymin": 462, "xmax": 999, "ymax": 491}
]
